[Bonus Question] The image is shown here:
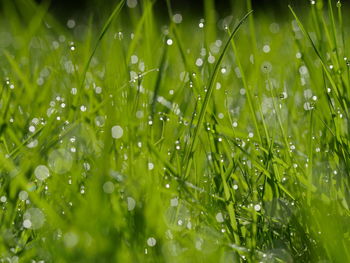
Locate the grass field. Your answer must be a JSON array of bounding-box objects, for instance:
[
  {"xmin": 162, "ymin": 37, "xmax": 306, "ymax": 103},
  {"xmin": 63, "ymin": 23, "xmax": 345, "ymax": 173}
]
[{"xmin": 0, "ymin": 0, "xmax": 350, "ymax": 262}]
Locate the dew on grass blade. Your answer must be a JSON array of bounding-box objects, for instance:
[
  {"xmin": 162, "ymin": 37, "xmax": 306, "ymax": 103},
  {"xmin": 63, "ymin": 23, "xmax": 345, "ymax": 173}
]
[
  {"xmin": 148, "ymin": 162, "xmax": 154, "ymax": 170},
  {"xmin": 27, "ymin": 139, "xmax": 38, "ymax": 148},
  {"xmin": 67, "ymin": 19, "xmax": 76, "ymax": 29},
  {"xmin": 23, "ymin": 208, "xmax": 45, "ymax": 230},
  {"xmin": 254, "ymin": 204, "xmax": 261, "ymax": 211},
  {"xmin": 23, "ymin": 219, "xmax": 32, "ymax": 229},
  {"xmin": 34, "ymin": 165, "xmax": 50, "ymax": 181},
  {"xmin": 111, "ymin": 125, "xmax": 123, "ymax": 139},
  {"xmin": 199, "ymin": 18, "xmax": 205, "ymax": 28},
  {"xmin": 215, "ymin": 212, "xmax": 224, "ymax": 223},
  {"xmin": 170, "ymin": 198, "xmax": 178, "ymax": 207},
  {"xmin": 127, "ymin": 197, "xmax": 136, "ymax": 211},
  {"xmin": 64, "ymin": 232, "xmax": 79, "ymax": 248},
  {"xmin": 95, "ymin": 116, "xmax": 105, "ymax": 127},
  {"xmin": 48, "ymin": 149, "xmax": 73, "ymax": 174},
  {"xmin": 127, "ymin": 0, "xmax": 137, "ymax": 8},
  {"xmin": 103, "ymin": 181, "xmax": 115, "ymax": 194},
  {"xmin": 261, "ymin": 61, "xmax": 272, "ymax": 73},
  {"xmin": 166, "ymin": 39, "xmax": 173, "ymax": 46},
  {"xmin": 208, "ymin": 54, "xmax": 215, "ymax": 64},
  {"xmin": 173, "ymin": 14, "xmax": 183, "ymax": 24},
  {"xmin": 195, "ymin": 58, "xmax": 203, "ymax": 67},
  {"xmin": 147, "ymin": 237, "xmax": 157, "ymax": 247},
  {"xmin": 0, "ymin": 196, "xmax": 6, "ymax": 203},
  {"xmin": 131, "ymin": 55, "xmax": 138, "ymax": 64},
  {"xmin": 19, "ymin": 191, "xmax": 28, "ymax": 201},
  {"xmin": 263, "ymin": 45, "xmax": 271, "ymax": 53}
]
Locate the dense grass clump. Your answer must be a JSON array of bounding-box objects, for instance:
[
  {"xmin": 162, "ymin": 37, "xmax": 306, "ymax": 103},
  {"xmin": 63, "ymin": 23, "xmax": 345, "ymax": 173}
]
[{"xmin": 0, "ymin": 0, "xmax": 350, "ymax": 262}]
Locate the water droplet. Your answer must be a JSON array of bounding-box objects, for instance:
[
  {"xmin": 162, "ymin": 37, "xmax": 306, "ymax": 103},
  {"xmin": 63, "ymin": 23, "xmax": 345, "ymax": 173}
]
[
  {"xmin": 95, "ymin": 116, "xmax": 105, "ymax": 127},
  {"xmin": 127, "ymin": 0, "xmax": 138, "ymax": 8},
  {"xmin": 111, "ymin": 125, "xmax": 124, "ymax": 139},
  {"xmin": 0, "ymin": 196, "xmax": 7, "ymax": 202},
  {"xmin": 254, "ymin": 204, "xmax": 261, "ymax": 211},
  {"xmin": 95, "ymin": 86, "xmax": 102, "ymax": 94},
  {"xmin": 67, "ymin": 19, "xmax": 76, "ymax": 29},
  {"xmin": 170, "ymin": 198, "xmax": 178, "ymax": 207},
  {"xmin": 34, "ymin": 165, "xmax": 50, "ymax": 181},
  {"xmin": 64, "ymin": 232, "xmax": 79, "ymax": 247},
  {"xmin": 147, "ymin": 237, "xmax": 157, "ymax": 247},
  {"xmin": 199, "ymin": 18, "xmax": 205, "ymax": 28},
  {"xmin": 23, "ymin": 208, "xmax": 45, "ymax": 229},
  {"xmin": 131, "ymin": 55, "xmax": 138, "ymax": 64},
  {"xmin": 261, "ymin": 61, "xmax": 272, "ymax": 73},
  {"xmin": 173, "ymin": 13, "xmax": 183, "ymax": 24},
  {"xmin": 208, "ymin": 54, "xmax": 215, "ymax": 64},
  {"xmin": 195, "ymin": 58, "xmax": 203, "ymax": 67},
  {"xmin": 103, "ymin": 181, "xmax": 115, "ymax": 194},
  {"xmin": 19, "ymin": 191, "xmax": 29, "ymax": 201},
  {"xmin": 148, "ymin": 162, "xmax": 154, "ymax": 170},
  {"xmin": 166, "ymin": 39, "xmax": 173, "ymax": 46},
  {"xmin": 263, "ymin": 44, "xmax": 271, "ymax": 53},
  {"xmin": 127, "ymin": 197, "xmax": 136, "ymax": 211},
  {"xmin": 23, "ymin": 219, "xmax": 32, "ymax": 229},
  {"xmin": 299, "ymin": 65, "xmax": 308, "ymax": 75},
  {"xmin": 303, "ymin": 102, "xmax": 314, "ymax": 111},
  {"xmin": 48, "ymin": 149, "xmax": 73, "ymax": 174},
  {"xmin": 28, "ymin": 125, "xmax": 36, "ymax": 133},
  {"xmin": 216, "ymin": 212, "xmax": 224, "ymax": 223}
]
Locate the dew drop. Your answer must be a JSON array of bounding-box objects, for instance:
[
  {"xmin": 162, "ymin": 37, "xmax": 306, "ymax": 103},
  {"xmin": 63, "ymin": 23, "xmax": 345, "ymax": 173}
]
[
  {"xmin": 34, "ymin": 165, "xmax": 50, "ymax": 181},
  {"xmin": 254, "ymin": 204, "xmax": 261, "ymax": 211},
  {"xmin": 166, "ymin": 39, "xmax": 173, "ymax": 46},
  {"xmin": 0, "ymin": 196, "xmax": 6, "ymax": 203},
  {"xmin": 23, "ymin": 208, "xmax": 45, "ymax": 229},
  {"xmin": 111, "ymin": 125, "xmax": 124, "ymax": 139},
  {"xmin": 67, "ymin": 19, "xmax": 76, "ymax": 29},
  {"xmin": 216, "ymin": 212, "xmax": 224, "ymax": 223},
  {"xmin": 127, "ymin": 197, "xmax": 136, "ymax": 211},
  {"xmin": 48, "ymin": 149, "xmax": 73, "ymax": 174},
  {"xmin": 147, "ymin": 237, "xmax": 157, "ymax": 247},
  {"xmin": 103, "ymin": 181, "xmax": 115, "ymax": 194},
  {"xmin": 173, "ymin": 14, "xmax": 183, "ymax": 24}
]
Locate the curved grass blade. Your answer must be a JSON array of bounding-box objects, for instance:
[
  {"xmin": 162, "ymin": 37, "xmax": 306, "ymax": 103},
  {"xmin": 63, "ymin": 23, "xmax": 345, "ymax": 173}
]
[
  {"xmin": 183, "ymin": 10, "xmax": 253, "ymax": 173},
  {"xmin": 289, "ymin": 5, "xmax": 348, "ymax": 117},
  {"xmin": 79, "ymin": 0, "xmax": 126, "ymax": 90}
]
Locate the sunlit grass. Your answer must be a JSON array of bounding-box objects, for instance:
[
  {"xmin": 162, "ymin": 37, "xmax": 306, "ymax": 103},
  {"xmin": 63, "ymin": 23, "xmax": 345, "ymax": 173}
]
[{"xmin": 0, "ymin": 0, "xmax": 350, "ymax": 262}]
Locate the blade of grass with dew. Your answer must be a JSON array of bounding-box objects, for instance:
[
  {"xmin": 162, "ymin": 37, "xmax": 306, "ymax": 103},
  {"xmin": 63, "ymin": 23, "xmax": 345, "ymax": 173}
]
[{"xmin": 183, "ymin": 11, "xmax": 253, "ymax": 175}]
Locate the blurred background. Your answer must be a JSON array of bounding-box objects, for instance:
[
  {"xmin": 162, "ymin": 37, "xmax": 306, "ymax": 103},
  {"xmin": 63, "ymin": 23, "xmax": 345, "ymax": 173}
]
[{"xmin": 34, "ymin": 0, "xmax": 308, "ymax": 18}]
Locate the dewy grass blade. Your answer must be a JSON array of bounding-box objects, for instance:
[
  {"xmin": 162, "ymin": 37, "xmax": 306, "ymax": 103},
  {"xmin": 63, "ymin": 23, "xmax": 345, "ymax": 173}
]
[
  {"xmin": 183, "ymin": 10, "xmax": 253, "ymax": 172},
  {"xmin": 289, "ymin": 5, "xmax": 348, "ymax": 117},
  {"xmin": 79, "ymin": 0, "xmax": 126, "ymax": 90}
]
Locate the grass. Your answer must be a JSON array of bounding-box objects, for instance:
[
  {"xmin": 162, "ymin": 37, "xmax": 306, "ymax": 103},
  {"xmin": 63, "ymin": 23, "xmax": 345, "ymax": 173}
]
[{"xmin": 0, "ymin": 0, "xmax": 350, "ymax": 262}]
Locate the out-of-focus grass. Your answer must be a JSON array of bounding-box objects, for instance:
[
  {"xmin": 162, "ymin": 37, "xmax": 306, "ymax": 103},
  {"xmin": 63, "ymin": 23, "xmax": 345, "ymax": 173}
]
[{"xmin": 0, "ymin": 0, "xmax": 349, "ymax": 262}]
